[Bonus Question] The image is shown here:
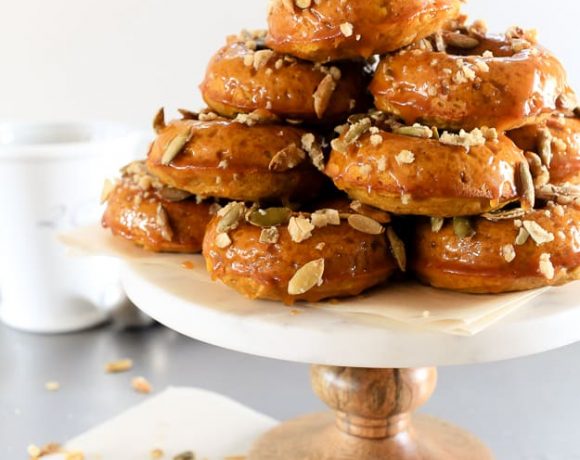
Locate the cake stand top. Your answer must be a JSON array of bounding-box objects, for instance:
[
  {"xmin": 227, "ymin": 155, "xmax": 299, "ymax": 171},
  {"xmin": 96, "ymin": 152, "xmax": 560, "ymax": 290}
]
[{"xmin": 122, "ymin": 260, "xmax": 580, "ymax": 368}]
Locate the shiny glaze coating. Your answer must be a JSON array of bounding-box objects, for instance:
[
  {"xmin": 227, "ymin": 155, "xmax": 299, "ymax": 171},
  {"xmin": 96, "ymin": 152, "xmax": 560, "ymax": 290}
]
[
  {"xmin": 509, "ymin": 115, "xmax": 580, "ymax": 185},
  {"xmin": 200, "ymin": 37, "xmax": 368, "ymax": 122},
  {"xmin": 370, "ymin": 32, "xmax": 574, "ymax": 131},
  {"xmin": 325, "ymin": 128, "xmax": 526, "ymax": 217},
  {"xmin": 102, "ymin": 172, "xmax": 213, "ymax": 254},
  {"xmin": 412, "ymin": 206, "xmax": 580, "ymax": 293},
  {"xmin": 147, "ymin": 118, "xmax": 327, "ymax": 202},
  {"xmin": 203, "ymin": 210, "xmax": 397, "ymax": 304},
  {"xmin": 266, "ymin": 0, "xmax": 462, "ymax": 62}
]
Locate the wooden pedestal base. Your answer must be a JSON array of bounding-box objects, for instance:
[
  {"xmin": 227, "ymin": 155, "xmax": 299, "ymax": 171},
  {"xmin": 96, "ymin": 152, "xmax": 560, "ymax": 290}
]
[{"xmin": 248, "ymin": 366, "xmax": 493, "ymax": 460}]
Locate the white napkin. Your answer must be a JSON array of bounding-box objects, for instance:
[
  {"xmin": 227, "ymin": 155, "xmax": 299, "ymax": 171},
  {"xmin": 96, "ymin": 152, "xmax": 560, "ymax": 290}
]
[
  {"xmin": 63, "ymin": 387, "xmax": 276, "ymax": 460},
  {"xmin": 60, "ymin": 225, "xmax": 549, "ymax": 336}
]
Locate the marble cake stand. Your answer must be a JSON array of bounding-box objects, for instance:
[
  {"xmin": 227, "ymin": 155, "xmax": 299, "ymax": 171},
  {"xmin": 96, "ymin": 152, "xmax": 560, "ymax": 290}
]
[{"xmin": 122, "ymin": 262, "xmax": 580, "ymax": 459}]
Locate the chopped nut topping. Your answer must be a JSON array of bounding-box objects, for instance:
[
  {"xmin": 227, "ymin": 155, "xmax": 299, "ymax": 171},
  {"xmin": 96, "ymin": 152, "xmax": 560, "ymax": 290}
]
[
  {"xmin": 502, "ymin": 244, "xmax": 516, "ymax": 263},
  {"xmin": 394, "ymin": 124, "xmax": 433, "ymax": 139},
  {"xmin": 395, "ymin": 150, "xmax": 415, "ymax": 165},
  {"xmin": 260, "ymin": 227, "xmax": 280, "ymax": 244},
  {"xmin": 311, "ymin": 209, "xmax": 340, "ymax": 228},
  {"xmin": 376, "ymin": 156, "xmax": 387, "ymax": 172},
  {"xmin": 439, "ymin": 128, "xmax": 487, "ymax": 150},
  {"xmin": 132, "ymin": 376, "xmax": 152, "ymax": 394},
  {"xmin": 288, "ymin": 216, "xmax": 315, "ymax": 243},
  {"xmin": 518, "ymin": 161, "xmax": 536, "ymax": 209},
  {"xmin": 350, "ymin": 201, "xmax": 391, "ymax": 224},
  {"xmin": 370, "ymin": 134, "xmax": 383, "ymax": 146},
  {"xmin": 253, "ymin": 49, "xmax": 275, "ymax": 70},
  {"xmin": 538, "ymin": 128, "xmax": 553, "ymax": 167},
  {"xmin": 348, "ymin": 214, "xmax": 384, "ymax": 235},
  {"xmin": 269, "ymin": 143, "xmax": 306, "ymax": 171},
  {"xmin": 105, "ymin": 358, "xmax": 133, "ymax": 373},
  {"xmin": 539, "ymin": 253, "xmax": 555, "ymax": 280},
  {"xmin": 522, "ymin": 221, "xmax": 554, "ymax": 245},
  {"xmin": 288, "ymin": 259, "xmax": 325, "ymax": 295},
  {"xmin": 344, "ymin": 117, "xmax": 372, "ymax": 144},
  {"xmin": 215, "ymin": 233, "xmax": 232, "ymax": 248},
  {"xmin": 331, "ymin": 138, "xmax": 348, "ymax": 154},
  {"xmin": 339, "ymin": 22, "xmax": 354, "ymax": 37},
  {"xmin": 453, "ymin": 217, "xmax": 475, "ymax": 238},
  {"xmin": 313, "ymin": 74, "xmax": 337, "ymax": 119},
  {"xmin": 301, "ymin": 133, "xmax": 325, "ymax": 171}
]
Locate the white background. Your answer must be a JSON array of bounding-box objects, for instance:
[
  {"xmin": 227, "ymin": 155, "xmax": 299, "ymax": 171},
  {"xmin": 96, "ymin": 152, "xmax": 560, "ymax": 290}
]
[{"xmin": 0, "ymin": 0, "xmax": 579, "ymax": 128}]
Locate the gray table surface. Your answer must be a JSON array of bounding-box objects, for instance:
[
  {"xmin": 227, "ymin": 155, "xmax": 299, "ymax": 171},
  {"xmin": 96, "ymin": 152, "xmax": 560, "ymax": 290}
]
[{"xmin": 1, "ymin": 321, "xmax": 579, "ymax": 460}]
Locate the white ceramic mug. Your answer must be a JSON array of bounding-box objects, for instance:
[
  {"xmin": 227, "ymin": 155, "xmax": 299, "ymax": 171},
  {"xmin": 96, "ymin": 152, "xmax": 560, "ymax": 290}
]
[{"xmin": 0, "ymin": 122, "xmax": 143, "ymax": 333}]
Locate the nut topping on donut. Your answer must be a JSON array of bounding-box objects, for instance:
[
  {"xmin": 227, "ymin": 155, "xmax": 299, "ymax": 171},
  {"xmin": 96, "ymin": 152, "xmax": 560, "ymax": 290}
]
[
  {"xmin": 539, "ymin": 253, "xmax": 555, "ymax": 280},
  {"xmin": 522, "ymin": 221, "xmax": 555, "ymax": 245},
  {"xmin": 288, "ymin": 259, "xmax": 325, "ymax": 296}
]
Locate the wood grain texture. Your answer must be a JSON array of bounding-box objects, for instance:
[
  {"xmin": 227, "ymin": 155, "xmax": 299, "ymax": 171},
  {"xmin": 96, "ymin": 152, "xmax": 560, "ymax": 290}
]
[{"xmin": 248, "ymin": 366, "xmax": 494, "ymax": 460}]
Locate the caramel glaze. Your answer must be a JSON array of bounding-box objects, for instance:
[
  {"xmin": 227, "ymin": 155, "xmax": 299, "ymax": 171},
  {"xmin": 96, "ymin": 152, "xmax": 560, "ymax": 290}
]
[
  {"xmin": 509, "ymin": 115, "xmax": 580, "ymax": 185},
  {"xmin": 102, "ymin": 181, "xmax": 213, "ymax": 254},
  {"xmin": 325, "ymin": 130, "xmax": 525, "ymax": 217},
  {"xmin": 266, "ymin": 0, "xmax": 462, "ymax": 62},
  {"xmin": 147, "ymin": 118, "xmax": 327, "ymax": 203},
  {"xmin": 370, "ymin": 34, "xmax": 574, "ymax": 131},
  {"xmin": 203, "ymin": 217, "xmax": 397, "ymax": 305},
  {"xmin": 412, "ymin": 206, "xmax": 580, "ymax": 293},
  {"xmin": 200, "ymin": 39, "xmax": 368, "ymax": 123}
]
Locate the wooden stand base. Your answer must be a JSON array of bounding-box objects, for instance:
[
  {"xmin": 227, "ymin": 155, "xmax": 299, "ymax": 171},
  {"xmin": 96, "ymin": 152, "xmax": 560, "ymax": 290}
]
[{"xmin": 248, "ymin": 366, "xmax": 493, "ymax": 460}]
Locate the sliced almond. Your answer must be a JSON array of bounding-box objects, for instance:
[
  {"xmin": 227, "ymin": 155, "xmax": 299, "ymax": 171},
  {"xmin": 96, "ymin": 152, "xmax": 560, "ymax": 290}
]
[
  {"xmin": 161, "ymin": 128, "xmax": 191, "ymax": 165},
  {"xmin": 394, "ymin": 125, "xmax": 433, "ymax": 139},
  {"xmin": 348, "ymin": 214, "xmax": 385, "ymax": 235},
  {"xmin": 313, "ymin": 74, "xmax": 337, "ymax": 119},
  {"xmin": 387, "ymin": 227, "xmax": 406, "ymax": 272},
  {"xmin": 288, "ymin": 259, "xmax": 325, "ymax": 295}
]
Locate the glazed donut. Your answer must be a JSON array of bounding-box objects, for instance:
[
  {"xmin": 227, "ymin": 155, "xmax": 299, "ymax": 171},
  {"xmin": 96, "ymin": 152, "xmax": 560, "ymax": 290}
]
[
  {"xmin": 325, "ymin": 115, "xmax": 529, "ymax": 217},
  {"xmin": 411, "ymin": 205, "xmax": 580, "ymax": 293},
  {"xmin": 266, "ymin": 0, "xmax": 463, "ymax": 62},
  {"xmin": 146, "ymin": 110, "xmax": 327, "ymax": 203},
  {"xmin": 202, "ymin": 201, "xmax": 401, "ymax": 304},
  {"xmin": 508, "ymin": 115, "xmax": 580, "ymax": 186},
  {"xmin": 200, "ymin": 31, "xmax": 368, "ymax": 122},
  {"xmin": 370, "ymin": 25, "xmax": 575, "ymax": 131},
  {"xmin": 101, "ymin": 161, "xmax": 216, "ymax": 253}
]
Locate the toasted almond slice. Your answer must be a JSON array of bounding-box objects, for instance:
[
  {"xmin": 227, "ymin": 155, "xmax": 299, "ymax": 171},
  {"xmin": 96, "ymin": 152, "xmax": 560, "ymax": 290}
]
[
  {"xmin": 348, "ymin": 214, "xmax": 384, "ymax": 235},
  {"xmin": 288, "ymin": 259, "xmax": 325, "ymax": 295}
]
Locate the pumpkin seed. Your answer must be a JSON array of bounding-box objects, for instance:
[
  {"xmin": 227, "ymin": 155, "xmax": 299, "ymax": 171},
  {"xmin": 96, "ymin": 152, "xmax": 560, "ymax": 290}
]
[
  {"xmin": 313, "ymin": 74, "xmax": 337, "ymax": 119},
  {"xmin": 387, "ymin": 227, "xmax": 406, "ymax": 272},
  {"xmin": 445, "ymin": 32, "xmax": 480, "ymax": 49},
  {"xmin": 247, "ymin": 207, "xmax": 292, "ymax": 227},
  {"xmin": 311, "ymin": 209, "xmax": 340, "ymax": 228},
  {"xmin": 288, "ymin": 259, "xmax": 325, "ymax": 295},
  {"xmin": 482, "ymin": 208, "xmax": 528, "ymax": 221},
  {"xmin": 216, "ymin": 202, "xmax": 246, "ymax": 233},
  {"xmin": 288, "ymin": 216, "xmax": 315, "ymax": 243},
  {"xmin": 393, "ymin": 125, "xmax": 433, "ymax": 139},
  {"xmin": 157, "ymin": 187, "xmax": 192, "ymax": 202},
  {"xmin": 348, "ymin": 214, "xmax": 385, "ymax": 235},
  {"xmin": 153, "ymin": 107, "xmax": 166, "ymax": 134},
  {"xmin": 161, "ymin": 128, "xmax": 191, "ymax": 165},
  {"xmin": 515, "ymin": 227, "xmax": 530, "ymax": 246},
  {"xmin": 518, "ymin": 161, "xmax": 535, "ymax": 209},
  {"xmin": 430, "ymin": 217, "xmax": 445, "ymax": 232},
  {"xmin": 453, "ymin": 217, "xmax": 475, "ymax": 238},
  {"xmin": 344, "ymin": 118, "xmax": 372, "ymax": 144}
]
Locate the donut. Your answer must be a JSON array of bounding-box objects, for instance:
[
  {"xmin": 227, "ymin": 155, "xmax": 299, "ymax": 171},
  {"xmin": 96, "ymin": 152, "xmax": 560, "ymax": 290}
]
[
  {"xmin": 202, "ymin": 201, "xmax": 401, "ymax": 304},
  {"xmin": 325, "ymin": 114, "xmax": 529, "ymax": 217},
  {"xmin": 101, "ymin": 161, "xmax": 216, "ymax": 253},
  {"xmin": 199, "ymin": 31, "xmax": 368, "ymax": 122},
  {"xmin": 411, "ymin": 204, "xmax": 580, "ymax": 293},
  {"xmin": 146, "ymin": 110, "xmax": 328, "ymax": 203},
  {"xmin": 266, "ymin": 0, "xmax": 463, "ymax": 62},
  {"xmin": 370, "ymin": 24, "xmax": 575, "ymax": 131},
  {"xmin": 508, "ymin": 115, "xmax": 580, "ymax": 186}
]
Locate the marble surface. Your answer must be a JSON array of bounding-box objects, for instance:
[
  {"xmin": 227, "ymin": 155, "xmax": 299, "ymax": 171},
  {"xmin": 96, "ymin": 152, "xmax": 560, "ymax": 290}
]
[{"xmin": 122, "ymin": 262, "xmax": 580, "ymax": 368}]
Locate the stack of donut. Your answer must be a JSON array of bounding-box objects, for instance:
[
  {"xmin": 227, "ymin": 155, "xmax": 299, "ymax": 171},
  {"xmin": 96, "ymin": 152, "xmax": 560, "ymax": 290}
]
[{"xmin": 102, "ymin": 0, "xmax": 580, "ymax": 304}]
